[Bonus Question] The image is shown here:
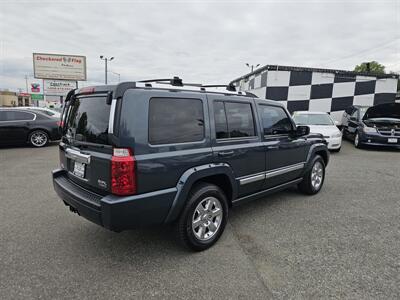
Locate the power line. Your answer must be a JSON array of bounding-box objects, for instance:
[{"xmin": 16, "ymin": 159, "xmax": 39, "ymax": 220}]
[{"xmin": 319, "ymin": 37, "xmax": 400, "ymax": 67}]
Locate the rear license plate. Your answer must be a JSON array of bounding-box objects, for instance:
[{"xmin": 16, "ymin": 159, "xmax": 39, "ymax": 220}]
[
  {"xmin": 388, "ymin": 138, "xmax": 398, "ymax": 143},
  {"xmin": 73, "ymin": 162, "xmax": 86, "ymax": 178}
]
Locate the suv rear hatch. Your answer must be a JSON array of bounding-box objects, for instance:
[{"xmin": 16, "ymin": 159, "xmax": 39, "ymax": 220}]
[{"xmin": 60, "ymin": 91, "xmax": 114, "ymax": 195}]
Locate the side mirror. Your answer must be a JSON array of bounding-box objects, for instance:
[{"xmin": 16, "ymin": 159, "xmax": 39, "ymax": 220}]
[
  {"xmin": 295, "ymin": 125, "xmax": 310, "ymax": 137},
  {"xmin": 350, "ymin": 116, "xmax": 357, "ymax": 122}
]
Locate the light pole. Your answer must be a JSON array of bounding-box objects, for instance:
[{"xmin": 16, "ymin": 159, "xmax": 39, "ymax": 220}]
[
  {"xmin": 100, "ymin": 56, "xmax": 114, "ymax": 84},
  {"xmin": 246, "ymin": 63, "xmax": 260, "ymax": 72}
]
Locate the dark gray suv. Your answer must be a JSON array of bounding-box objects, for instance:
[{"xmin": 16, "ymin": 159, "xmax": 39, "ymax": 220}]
[{"xmin": 52, "ymin": 78, "xmax": 329, "ymax": 251}]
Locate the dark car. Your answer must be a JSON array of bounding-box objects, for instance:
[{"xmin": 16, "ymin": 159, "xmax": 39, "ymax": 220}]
[
  {"xmin": 0, "ymin": 108, "xmax": 61, "ymax": 147},
  {"xmin": 341, "ymin": 103, "xmax": 400, "ymax": 148},
  {"xmin": 52, "ymin": 78, "xmax": 329, "ymax": 251}
]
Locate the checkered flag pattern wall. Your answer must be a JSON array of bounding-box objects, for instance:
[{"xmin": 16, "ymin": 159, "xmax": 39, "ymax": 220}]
[{"xmin": 233, "ymin": 66, "xmax": 398, "ymax": 121}]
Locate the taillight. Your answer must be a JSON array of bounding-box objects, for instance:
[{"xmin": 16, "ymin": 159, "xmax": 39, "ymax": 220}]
[
  {"xmin": 57, "ymin": 120, "xmax": 64, "ymax": 127},
  {"xmin": 111, "ymin": 148, "xmax": 136, "ymax": 196}
]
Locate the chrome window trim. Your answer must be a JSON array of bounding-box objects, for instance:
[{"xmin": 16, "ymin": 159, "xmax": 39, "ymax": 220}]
[
  {"xmin": 238, "ymin": 162, "xmax": 305, "ymax": 185},
  {"xmin": 263, "ymin": 133, "xmax": 290, "ymax": 139},
  {"xmin": 148, "ymin": 138, "xmax": 207, "ymax": 148},
  {"xmin": 216, "ymin": 136, "xmax": 258, "ymax": 142}
]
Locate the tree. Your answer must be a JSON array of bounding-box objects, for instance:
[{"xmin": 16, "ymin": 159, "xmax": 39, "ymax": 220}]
[{"xmin": 354, "ymin": 61, "xmax": 386, "ymax": 74}]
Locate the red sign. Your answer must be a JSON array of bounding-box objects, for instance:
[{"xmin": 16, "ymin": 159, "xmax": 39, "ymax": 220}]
[{"xmin": 31, "ymin": 83, "xmax": 41, "ymax": 93}]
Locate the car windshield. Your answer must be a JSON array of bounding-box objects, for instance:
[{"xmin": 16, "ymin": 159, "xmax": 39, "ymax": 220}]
[
  {"xmin": 359, "ymin": 107, "xmax": 368, "ymax": 119},
  {"xmin": 293, "ymin": 114, "xmax": 334, "ymax": 125}
]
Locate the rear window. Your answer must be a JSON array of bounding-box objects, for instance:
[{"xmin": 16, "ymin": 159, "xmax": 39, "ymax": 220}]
[
  {"xmin": 66, "ymin": 96, "xmax": 110, "ymax": 144},
  {"xmin": 148, "ymin": 97, "xmax": 204, "ymax": 145}
]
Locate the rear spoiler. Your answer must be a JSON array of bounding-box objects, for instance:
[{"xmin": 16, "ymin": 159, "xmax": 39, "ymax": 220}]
[
  {"xmin": 64, "ymin": 88, "xmax": 77, "ymax": 103},
  {"xmin": 64, "ymin": 87, "xmax": 114, "ymax": 105}
]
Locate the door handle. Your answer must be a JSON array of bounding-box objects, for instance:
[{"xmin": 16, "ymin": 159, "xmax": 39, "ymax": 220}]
[
  {"xmin": 218, "ymin": 151, "xmax": 234, "ymax": 157},
  {"xmin": 267, "ymin": 145, "xmax": 279, "ymax": 150}
]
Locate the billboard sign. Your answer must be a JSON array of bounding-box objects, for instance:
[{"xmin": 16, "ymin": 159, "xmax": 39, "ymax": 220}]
[
  {"xmin": 33, "ymin": 53, "xmax": 87, "ymax": 81},
  {"xmin": 44, "ymin": 80, "xmax": 76, "ymax": 96}
]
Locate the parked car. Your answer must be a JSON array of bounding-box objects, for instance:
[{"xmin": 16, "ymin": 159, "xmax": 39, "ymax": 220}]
[
  {"xmin": 292, "ymin": 111, "xmax": 342, "ymax": 152},
  {"xmin": 15, "ymin": 106, "xmax": 61, "ymax": 118},
  {"xmin": 0, "ymin": 108, "xmax": 61, "ymax": 147},
  {"xmin": 341, "ymin": 103, "xmax": 400, "ymax": 148},
  {"xmin": 52, "ymin": 78, "xmax": 329, "ymax": 251}
]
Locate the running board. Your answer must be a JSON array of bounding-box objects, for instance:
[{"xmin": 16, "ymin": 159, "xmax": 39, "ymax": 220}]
[{"xmin": 232, "ymin": 178, "xmax": 303, "ymax": 206}]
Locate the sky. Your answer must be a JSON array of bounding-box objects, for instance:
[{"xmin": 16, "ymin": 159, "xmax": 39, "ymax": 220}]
[{"xmin": 0, "ymin": 0, "xmax": 399, "ymax": 91}]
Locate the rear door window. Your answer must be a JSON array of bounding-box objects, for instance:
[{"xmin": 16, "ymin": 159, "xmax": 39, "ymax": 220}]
[
  {"xmin": 0, "ymin": 111, "xmax": 35, "ymax": 121},
  {"xmin": 213, "ymin": 101, "xmax": 256, "ymax": 139},
  {"xmin": 65, "ymin": 96, "xmax": 110, "ymax": 144},
  {"xmin": 148, "ymin": 97, "xmax": 204, "ymax": 145}
]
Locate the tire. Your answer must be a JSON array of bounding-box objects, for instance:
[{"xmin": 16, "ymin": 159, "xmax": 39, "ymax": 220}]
[
  {"xmin": 298, "ymin": 155, "xmax": 325, "ymax": 195},
  {"xmin": 175, "ymin": 183, "xmax": 228, "ymax": 251},
  {"xmin": 354, "ymin": 131, "xmax": 362, "ymax": 149},
  {"xmin": 28, "ymin": 130, "xmax": 49, "ymax": 147},
  {"xmin": 341, "ymin": 127, "xmax": 347, "ymax": 140}
]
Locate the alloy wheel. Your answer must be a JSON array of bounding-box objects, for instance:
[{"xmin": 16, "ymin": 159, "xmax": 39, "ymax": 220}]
[
  {"xmin": 311, "ymin": 161, "xmax": 324, "ymax": 190},
  {"xmin": 30, "ymin": 131, "xmax": 48, "ymax": 147},
  {"xmin": 192, "ymin": 196, "xmax": 223, "ymax": 241}
]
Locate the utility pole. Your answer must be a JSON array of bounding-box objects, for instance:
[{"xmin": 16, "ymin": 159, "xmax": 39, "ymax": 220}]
[
  {"xmin": 100, "ymin": 56, "xmax": 114, "ymax": 84},
  {"xmin": 246, "ymin": 63, "xmax": 260, "ymax": 72},
  {"xmin": 25, "ymin": 75, "xmax": 28, "ymax": 92}
]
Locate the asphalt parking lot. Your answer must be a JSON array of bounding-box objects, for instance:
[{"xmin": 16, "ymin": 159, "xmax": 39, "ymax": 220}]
[{"xmin": 0, "ymin": 141, "xmax": 399, "ymax": 299}]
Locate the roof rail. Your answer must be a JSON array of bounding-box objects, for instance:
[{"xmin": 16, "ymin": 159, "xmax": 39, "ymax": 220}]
[
  {"xmin": 113, "ymin": 77, "xmax": 255, "ymax": 99},
  {"xmin": 139, "ymin": 76, "xmax": 183, "ymax": 86},
  {"xmin": 201, "ymin": 83, "xmax": 236, "ymax": 92}
]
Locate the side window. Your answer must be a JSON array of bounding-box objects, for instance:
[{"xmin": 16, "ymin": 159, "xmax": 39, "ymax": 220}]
[
  {"xmin": 345, "ymin": 106, "xmax": 353, "ymax": 114},
  {"xmin": 13, "ymin": 111, "xmax": 35, "ymax": 121},
  {"xmin": 259, "ymin": 105, "xmax": 293, "ymax": 135},
  {"xmin": 214, "ymin": 101, "xmax": 229, "ymax": 139},
  {"xmin": 0, "ymin": 111, "xmax": 6, "ymax": 121},
  {"xmin": 350, "ymin": 109, "xmax": 358, "ymax": 119},
  {"xmin": 213, "ymin": 101, "xmax": 256, "ymax": 139},
  {"xmin": 148, "ymin": 97, "xmax": 204, "ymax": 145},
  {"xmin": 0, "ymin": 111, "xmax": 34, "ymax": 121}
]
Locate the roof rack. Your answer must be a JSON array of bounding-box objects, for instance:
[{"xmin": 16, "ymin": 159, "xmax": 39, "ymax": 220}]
[
  {"xmin": 201, "ymin": 83, "xmax": 236, "ymax": 92},
  {"xmin": 139, "ymin": 76, "xmax": 184, "ymax": 86},
  {"xmin": 139, "ymin": 77, "xmax": 237, "ymax": 92},
  {"xmin": 113, "ymin": 77, "xmax": 255, "ymax": 99}
]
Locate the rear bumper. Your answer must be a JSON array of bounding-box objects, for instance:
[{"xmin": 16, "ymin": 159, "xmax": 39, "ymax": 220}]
[{"xmin": 52, "ymin": 169, "xmax": 177, "ymax": 231}]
